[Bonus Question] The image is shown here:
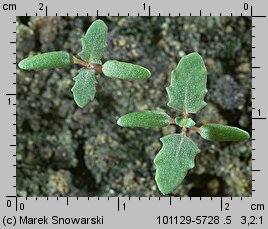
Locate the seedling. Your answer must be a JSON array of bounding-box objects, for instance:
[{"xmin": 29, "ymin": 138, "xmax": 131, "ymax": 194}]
[
  {"xmin": 117, "ymin": 52, "xmax": 250, "ymax": 195},
  {"xmin": 18, "ymin": 19, "xmax": 151, "ymax": 108}
]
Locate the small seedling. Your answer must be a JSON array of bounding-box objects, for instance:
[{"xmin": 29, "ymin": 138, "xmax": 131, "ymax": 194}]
[
  {"xmin": 18, "ymin": 19, "xmax": 151, "ymax": 108},
  {"xmin": 117, "ymin": 52, "xmax": 250, "ymax": 195}
]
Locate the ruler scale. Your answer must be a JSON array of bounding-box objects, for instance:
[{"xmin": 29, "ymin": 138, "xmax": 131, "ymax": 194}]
[{"xmin": 0, "ymin": 0, "xmax": 267, "ymax": 228}]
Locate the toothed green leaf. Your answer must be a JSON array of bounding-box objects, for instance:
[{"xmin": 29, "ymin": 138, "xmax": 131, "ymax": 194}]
[
  {"xmin": 103, "ymin": 60, "xmax": 151, "ymax": 80},
  {"xmin": 78, "ymin": 19, "xmax": 107, "ymax": 64},
  {"xmin": 198, "ymin": 124, "xmax": 250, "ymax": 141},
  {"xmin": 166, "ymin": 52, "xmax": 207, "ymax": 114},
  {"xmin": 117, "ymin": 110, "xmax": 171, "ymax": 128},
  {"xmin": 18, "ymin": 51, "xmax": 73, "ymax": 70},
  {"xmin": 71, "ymin": 69, "xmax": 97, "ymax": 108},
  {"xmin": 154, "ymin": 134, "xmax": 200, "ymax": 194}
]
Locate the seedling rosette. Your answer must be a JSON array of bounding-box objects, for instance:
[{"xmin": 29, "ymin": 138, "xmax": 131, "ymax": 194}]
[
  {"xmin": 117, "ymin": 52, "xmax": 250, "ymax": 195},
  {"xmin": 19, "ymin": 19, "xmax": 151, "ymax": 108}
]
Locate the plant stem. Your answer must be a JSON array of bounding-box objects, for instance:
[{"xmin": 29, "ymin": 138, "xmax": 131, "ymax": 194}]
[
  {"xmin": 89, "ymin": 63, "xmax": 103, "ymax": 73},
  {"xmin": 73, "ymin": 56, "xmax": 89, "ymax": 68},
  {"xmin": 73, "ymin": 56, "xmax": 103, "ymax": 73},
  {"xmin": 182, "ymin": 126, "xmax": 187, "ymax": 135},
  {"xmin": 181, "ymin": 113, "xmax": 188, "ymax": 134},
  {"xmin": 190, "ymin": 126, "xmax": 200, "ymax": 132},
  {"xmin": 183, "ymin": 113, "xmax": 188, "ymax": 119},
  {"xmin": 169, "ymin": 118, "xmax": 176, "ymax": 125}
]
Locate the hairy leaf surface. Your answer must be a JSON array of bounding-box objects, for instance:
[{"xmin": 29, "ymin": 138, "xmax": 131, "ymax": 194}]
[
  {"xmin": 103, "ymin": 60, "xmax": 151, "ymax": 80},
  {"xmin": 166, "ymin": 52, "xmax": 207, "ymax": 114},
  {"xmin": 71, "ymin": 69, "xmax": 97, "ymax": 108},
  {"xmin": 198, "ymin": 124, "xmax": 250, "ymax": 141},
  {"xmin": 18, "ymin": 51, "xmax": 73, "ymax": 70},
  {"xmin": 154, "ymin": 134, "xmax": 200, "ymax": 194},
  {"xmin": 78, "ymin": 19, "xmax": 107, "ymax": 64},
  {"xmin": 117, "ymin": 111, "xmax": 171, "ymax": 128}
]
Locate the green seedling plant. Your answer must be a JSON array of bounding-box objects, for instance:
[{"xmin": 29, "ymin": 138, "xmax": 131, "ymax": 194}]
[
  {"xmin": 18, "ymin": 19, "xmax": 151, "ymax": 108},
  {"xmin": 117, "ymin": 52, "xmax": 250, "ymax": 195}
]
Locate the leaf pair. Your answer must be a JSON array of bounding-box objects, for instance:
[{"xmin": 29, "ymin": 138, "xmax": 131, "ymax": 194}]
[
  {"xmin": 66, "ymin": 20, "xmax": 107, "ymax": 108},
  {"xmin": 18, "ymin": 19, "xmax": 151, "ymax": 108},
  {"xmin": 72, "ymin": 20, "xmax": 151, "ymax": 108},
  {"xmin": 117, "ymin": 52, "xmax": 250, "ymax": 195}
]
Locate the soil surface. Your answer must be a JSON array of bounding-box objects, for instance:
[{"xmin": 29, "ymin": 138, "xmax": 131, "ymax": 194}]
[{"xmin": 16, "ymin": 16, "xmax": 252, "ymax": 197}]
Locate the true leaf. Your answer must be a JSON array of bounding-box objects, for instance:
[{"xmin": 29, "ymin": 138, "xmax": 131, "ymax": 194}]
[
  {"xmin": 198, "ymin": 124, "xmax": 250, "ymax": 141},
  {"xmin": 18, "ymin": 51, "xmax": 73, "ymax": 70},
  {"xmin": 166, "ymin": 52, "xmax": 207, "ymax": 114},
  {"xmin": 71, "ymin": 69, "xmax": 97, "ymax": 108},
  {"xmin": 102, "ymin": 60, "xmax": 151, "ymax": 80},
  {"xmin": 154, "ymin": 134, "xmax": 200, "ymax": 194},
  {"xmin": 175, "ymin": 117, "xmax": 196, "ymax": 128},
  {"xmin": 78, "ymin": 19, "xmax": 107, "ymax": 64},
  {"xmin": 117, "ymin": 110, "xmax": 171, "ymax": 128}
]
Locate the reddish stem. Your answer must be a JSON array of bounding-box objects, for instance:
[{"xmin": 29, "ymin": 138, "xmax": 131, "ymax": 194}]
[
  {"xmin": 190, "ymin": 126, "xmax": 200, "ymax": 132},
  {"xmin": 73, "ymin": 56, "xmax": 103, "ymax": 73},
  {"xmin": 73, "ymin": 56, "xmax": 89, "ymax": 68}
]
